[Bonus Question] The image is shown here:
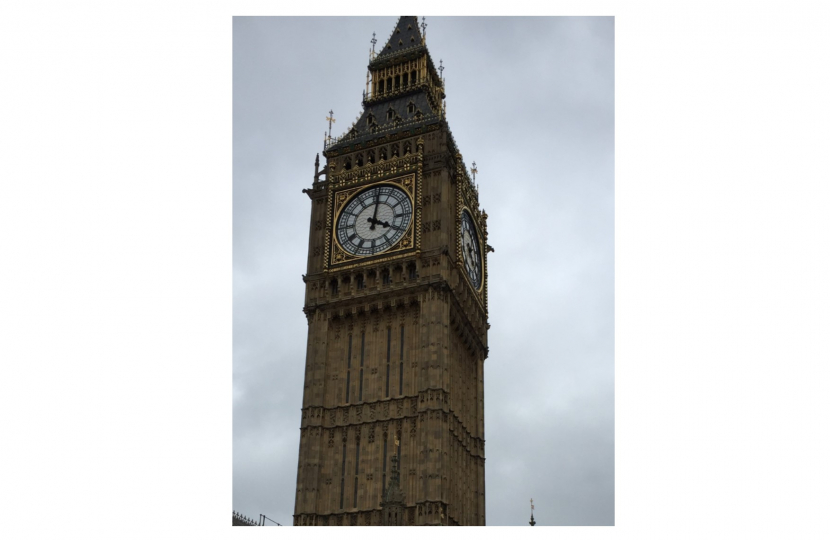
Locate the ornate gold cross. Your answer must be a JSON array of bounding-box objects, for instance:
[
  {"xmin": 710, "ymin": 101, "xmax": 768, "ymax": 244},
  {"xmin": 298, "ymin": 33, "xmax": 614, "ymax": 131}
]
[{"xmin": 326, "ymin": 110, "xmax": 336, "ymax": 140}]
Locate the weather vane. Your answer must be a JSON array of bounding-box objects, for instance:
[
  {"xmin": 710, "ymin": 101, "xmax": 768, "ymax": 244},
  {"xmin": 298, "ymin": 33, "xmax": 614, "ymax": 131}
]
[
  {"xmin": 326, "ymin": 110, "xmax": 336, "ymax": 141},
  {"xmin": 471, "ymin": 161, "xmax": 477, "ymax": 181}
]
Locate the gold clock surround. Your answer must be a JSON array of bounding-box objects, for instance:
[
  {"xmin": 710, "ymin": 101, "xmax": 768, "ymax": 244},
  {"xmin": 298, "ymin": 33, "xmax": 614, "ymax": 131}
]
[{"xmin": 330, "ymin": 176, "xmax": 417, "ymax": 266}]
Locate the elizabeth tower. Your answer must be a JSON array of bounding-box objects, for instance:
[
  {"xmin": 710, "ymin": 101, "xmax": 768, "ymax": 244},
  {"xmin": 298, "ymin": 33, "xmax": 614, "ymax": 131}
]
[{"xmin": 294, "ymin": 16, "xmax": 490, "ymax": 526}]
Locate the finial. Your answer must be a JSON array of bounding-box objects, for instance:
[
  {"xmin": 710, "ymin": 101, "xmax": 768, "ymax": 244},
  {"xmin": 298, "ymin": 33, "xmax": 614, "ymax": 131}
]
[
  {"xmin": 326, "ymin": 110, "xmax": 336, "ymax": 141},
  {"xmin": 529, "ymin": 498, "xmax": 536, "ymax": 526},
  {"xmin": 421, "ymin": 16, "xmax": 427, "ymax": 41},
  {"xmin": 439, "ymin": 59, "xmax": 444, "ymax": 80},
  {"xmin": 471, "ymin": 161, "xmax": 477, "ymax": 181},
  {"xmin": 371, "ymin": 31, "xmax": 377, "ymax": 56}
]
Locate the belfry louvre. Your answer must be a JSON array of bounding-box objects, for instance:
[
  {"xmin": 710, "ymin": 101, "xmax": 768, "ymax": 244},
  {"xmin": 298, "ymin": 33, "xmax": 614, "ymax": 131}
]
[{"xmin": 294, "ymin": 16, "xmax": 490, "ymax": 526}]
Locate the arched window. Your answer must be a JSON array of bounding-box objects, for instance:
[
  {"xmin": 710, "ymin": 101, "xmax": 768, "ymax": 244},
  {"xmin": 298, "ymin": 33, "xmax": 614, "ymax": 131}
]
[
  {"xmin": 387, "ymin": 107, "xmax": 395, "ymax": 121},
  {"xmin": 330, "ymin": 278, "xmax": 339, "ymax": 295},
  {"xmin": 381, "ymin": 434, "xmax": 388, "ymax": 493},
  {"xmin": 385, "ymin": 326, "xmax": 391, "ymax": 397},
  {"xmin": 399, "ymin": 326, "xmax": 404, "ymax": 395},
  {"xmin": 378, "ymin": 79, "xmax": 384, "ymax": 94},
  {"xmin": 381, "ymin": 269, "xmax": 391, "ymax": 285},
  {"xmin": 356, "ymin": 274, "xmax": 365, "ymax": 289},
  {"xmin": 403, "ymin": 142, "xmax": 411, "ymax": 155},
  {"xmin": 367, "ymin": 150, "xmax": 375, "ymax": 164},
  {"xmin": 411, "ymin": 70, "xmax": 417, "ymax": 84},
  {"xmin": 345, "ymin": 334, "xmax": 352, "ymax": 403},
  {"xmin": 391, "ymin": 143, "xmax": 399, "ymax": 158},
  {"xmin": 402, "ymin": 73, "xmax": 408, "ymax": 87},
  {"xmin": 358, "ymin": 332, "xmax": 365, "ymax": 402},
  {"xmin": 344, "ymin": 157, "xmax": 352, "ymax": 171},
  {"xmin": 394, "ymin": 75, "xmax": 400, "ymax": 89},
  {"xmin": 339, "ymin": 440, "xmax": 347, "ymax": 509},
  {"xmin": 353, "ymin": 436, "xmax": 361, "ymax": 507},
  {"xmin": 407, "ymin": 101, "xmax": 415, "ymax": 115},
  {"xmin": 380, "ymin": 147, "xmax": 387, "ymax": 161},
  {"xmin": 356, "ymin": 154, "xmax": 363, "ymax": 167}
]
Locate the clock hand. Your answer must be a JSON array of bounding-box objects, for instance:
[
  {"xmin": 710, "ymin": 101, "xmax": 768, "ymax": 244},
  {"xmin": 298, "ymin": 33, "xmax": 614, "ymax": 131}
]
[
  {"xmin": 466, "ymin": 244, "xmax": 479, "ymax": 269},
  {"xmin": 369, "ymin": 188, "xmax": 380, "ymax": 230},
  {"xmin": 367, "ymin": 217, "xmax": 390, "ymax": 228}
]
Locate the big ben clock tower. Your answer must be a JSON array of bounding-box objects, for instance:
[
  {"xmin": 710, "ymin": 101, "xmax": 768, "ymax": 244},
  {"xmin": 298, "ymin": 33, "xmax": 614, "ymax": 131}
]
[{"xmin": 294, "ymin": 16, "xmax": 490, "ymax": 526}]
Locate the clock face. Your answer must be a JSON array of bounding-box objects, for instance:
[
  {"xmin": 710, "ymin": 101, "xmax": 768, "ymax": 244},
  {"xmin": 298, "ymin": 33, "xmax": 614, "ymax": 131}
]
[
  {"xmin": 461, "ymin": 209, "xmax": 482, "ymax": 289},
  {"xmin": 335, "ymin": 184, "xmax": 413, "ymax": 257}
]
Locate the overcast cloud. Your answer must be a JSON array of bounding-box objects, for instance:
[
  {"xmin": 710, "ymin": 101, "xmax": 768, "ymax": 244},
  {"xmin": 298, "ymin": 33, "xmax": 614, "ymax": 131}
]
[{"xmin": 233, "ymin": 16, "xmax": 614, "ymax": 526}]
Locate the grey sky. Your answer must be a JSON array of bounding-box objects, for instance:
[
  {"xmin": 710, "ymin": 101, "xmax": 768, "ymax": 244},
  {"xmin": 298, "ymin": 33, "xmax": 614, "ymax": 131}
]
[{"xmin": 233, "ymin": 16, "xmax": 614, "ymax": 526}]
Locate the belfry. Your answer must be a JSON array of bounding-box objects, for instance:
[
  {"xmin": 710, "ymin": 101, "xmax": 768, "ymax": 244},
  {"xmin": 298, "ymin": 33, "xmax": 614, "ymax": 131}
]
[{"xmin": 294, "ymin": 16, "xmax": 490, "ymax": 526}]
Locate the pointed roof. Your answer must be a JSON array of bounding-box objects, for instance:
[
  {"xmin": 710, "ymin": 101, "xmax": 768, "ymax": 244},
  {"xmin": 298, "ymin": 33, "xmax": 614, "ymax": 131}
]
[
  {"xmin": 376, "ymin": 16, "xmax": 423, "ymax": 60},
  {"xmin": 382, "ymin": 453, "xmax": 405, "ymax": 505},
  {"xmin": 324, "ymin": 90, "xmax": 439, "ymax": 153}
]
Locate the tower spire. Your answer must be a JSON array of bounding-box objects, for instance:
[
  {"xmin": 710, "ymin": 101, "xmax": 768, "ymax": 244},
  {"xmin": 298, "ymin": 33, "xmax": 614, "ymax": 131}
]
[
  {"xmin": 381, "ymin": 436, "xmax": 406, "ymax": 525},
  {"xmin": 375, "ymin": 16, "xmax": 423, "ymax": 59},
  {"xmin": 529, "ymin": 498, "xmax": 536, "ymax": 526}
]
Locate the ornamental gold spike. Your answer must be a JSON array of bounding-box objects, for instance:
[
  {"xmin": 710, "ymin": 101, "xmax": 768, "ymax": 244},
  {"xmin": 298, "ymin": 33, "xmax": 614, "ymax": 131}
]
[{"xmin": 326, "ymin": 110, "xmax": 336, "ymax": 140}]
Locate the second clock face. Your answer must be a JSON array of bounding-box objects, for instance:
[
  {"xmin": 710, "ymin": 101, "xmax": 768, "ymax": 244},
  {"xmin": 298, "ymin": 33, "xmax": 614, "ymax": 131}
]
[
  {"xmin": 461, "ymin": 209, "xmax": 482, "ymax": 289},
  {"xmin": 336, "ymin": 184, "xmax": 413, "ymax": 257}
]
